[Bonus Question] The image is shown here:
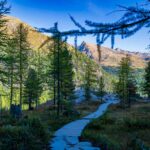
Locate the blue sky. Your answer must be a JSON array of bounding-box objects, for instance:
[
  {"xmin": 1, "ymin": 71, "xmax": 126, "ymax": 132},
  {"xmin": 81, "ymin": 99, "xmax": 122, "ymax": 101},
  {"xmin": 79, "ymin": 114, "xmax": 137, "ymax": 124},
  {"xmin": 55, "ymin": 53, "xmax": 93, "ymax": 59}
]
[{"xmin": 8, "ymin": 0, "xmax": 149, "ymax": 52}]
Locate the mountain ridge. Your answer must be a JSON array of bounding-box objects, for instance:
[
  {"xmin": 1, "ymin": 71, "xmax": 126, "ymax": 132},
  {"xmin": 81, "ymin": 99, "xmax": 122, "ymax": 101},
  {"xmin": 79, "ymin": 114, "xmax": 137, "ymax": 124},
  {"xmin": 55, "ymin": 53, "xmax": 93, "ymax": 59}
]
[
  {"xmin": 78, "ymin": 41, "xmax": 149, "ymax": 68},
  {"xmin": 5, "ymin": 15, "xmax": 149, "ymax": 69},
  {"xmin": 4, "ymin": 15, "xmax": 52, "ymax": 51}
]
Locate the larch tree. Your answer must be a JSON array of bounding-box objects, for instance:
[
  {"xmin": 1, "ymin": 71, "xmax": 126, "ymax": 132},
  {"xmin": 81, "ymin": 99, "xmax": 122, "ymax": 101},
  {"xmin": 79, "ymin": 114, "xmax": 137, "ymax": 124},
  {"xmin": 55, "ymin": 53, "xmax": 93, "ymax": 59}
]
[
  {"xmin": 47, "ymin": 40, "xmax": 57, "ymax": 106},
  {"xmin": 60, "ymin": 40, "xmax": 75, "ymax": 110},
  {"xmin": 6, "ymin": 38, "xmax": 18, "ymax": 108},
  {"xmin": 116, "ymin": 55, "xmax": 136, "ymax": 107},
  {"xmin": 84, "ymin": 59, "xmax": 96, "ymax": 101},
  {"xmin": 48, "ymin": 35, "xmax": 75, "ymax": 115},
  {"xmin": 97, "ymin": 76, "xmax": 105, "ymax": 102},
  {"xmin": 15, "ymin": 23, "xmax": 30, "ymax": 109},
  {"xmin": 0, "ymin": 0, "xmax": 10, "ymax": 86},
  {"xmin": 35, "ymin": 49, "xmax": 44, "ymax": 108},
  {"xmin": 24, "ymin": 68, "xmax": 42, "ymax": 110},
  {"xmin": 143, "ymin": 61, "xmax": 150, "ymax": 98},
  {"xmin": 0, "ymin": 0, "xmax": 11, "ymax": 114}
]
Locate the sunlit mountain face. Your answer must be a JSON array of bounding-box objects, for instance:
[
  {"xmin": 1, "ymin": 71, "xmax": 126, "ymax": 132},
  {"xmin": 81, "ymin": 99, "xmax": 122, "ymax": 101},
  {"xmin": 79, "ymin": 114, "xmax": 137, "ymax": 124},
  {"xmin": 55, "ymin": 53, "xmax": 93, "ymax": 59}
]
[{"xmin": 78, "ymin": 41, "xmax": 150, "ymax": 68}]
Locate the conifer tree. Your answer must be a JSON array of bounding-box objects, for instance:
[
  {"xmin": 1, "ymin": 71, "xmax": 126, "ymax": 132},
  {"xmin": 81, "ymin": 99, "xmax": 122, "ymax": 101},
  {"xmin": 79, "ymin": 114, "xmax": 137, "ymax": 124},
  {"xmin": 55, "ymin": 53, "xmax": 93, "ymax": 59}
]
[
  {"xmin": 143, "ymin": 61, "xmax": 150, "ymax": 98},
  {"xmin": 35, "ymin": 49, "xmax": 44, "ymax": 108},
  {"xmin": 28, "ymin": 49, "xmax": 45, "ymax": 108},
  {"xmin": 0, "ymin": 0, "xmax": 10, "ymax": 86},
  {"xmin": 6, "ymin": 38, "xmax": 18, "ymax": 108},
  {"xmin": 84, "ymin": 59, "xmax": 96, "ymax": 101},
  {"xmin": 97, "ymin": 76, "xmax": 105, "ymax": 102},
  {"xmin": 0, "ymin": 0, "xmax": 10, "ymax": 46},
  {"xmin": 47, "ymin": 41, "xmax": 57, "ymax": 106},
  {"xmin": 29, "ymin": 49, "xmax": 44, "ymax": 108},
  {"xmin": 116, "ymin": 55, "xmax": 136, "ymax": 107},
  {"xmin": 55, "ymin": 33, "xmax": 61, "ymax": 116},
  {"xmin": 0, "ymin": 1, "xmax": 16, "ymax": 111},
  {"xmin": 48, "ymin": 36, "xmax": 75, "ymax": 115},
  {"xmin": 14, "ymin": 23, "xmax": 30, "ymax": 109},
  {"xmin": 60, "ymin": 41, "xmax": 75, "ymax": 107},
  {"xmin": 24, "ymin": 68, "xmax": 42, "ymax": 110}
]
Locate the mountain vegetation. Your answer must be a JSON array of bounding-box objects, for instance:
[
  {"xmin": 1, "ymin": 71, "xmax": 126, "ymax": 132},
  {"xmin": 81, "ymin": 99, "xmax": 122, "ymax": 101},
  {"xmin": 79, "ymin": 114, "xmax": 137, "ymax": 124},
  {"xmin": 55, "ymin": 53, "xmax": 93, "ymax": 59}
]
[
  {"xmin": 115, "ymin": 55, "xmax": 136, "ymax": 108},
  {"xmin": 143, "ymin": 61, "xmax": 150, "ymax": 98},
  {"xmin": 0, "ymin": 15, "xmax": 117, "ymax": 110},
  {"xmin": 0, "ymin": 0, "xmax": 150, "ymax": 150}
]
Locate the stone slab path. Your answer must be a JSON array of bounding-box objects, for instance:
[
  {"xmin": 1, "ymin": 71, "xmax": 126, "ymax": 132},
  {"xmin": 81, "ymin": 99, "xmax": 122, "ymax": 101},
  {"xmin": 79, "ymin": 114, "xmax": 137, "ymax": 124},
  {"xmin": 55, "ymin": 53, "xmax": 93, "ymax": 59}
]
[{"xmin": 50, "ymin": 95, "xmax": 118, "ymax": 150}]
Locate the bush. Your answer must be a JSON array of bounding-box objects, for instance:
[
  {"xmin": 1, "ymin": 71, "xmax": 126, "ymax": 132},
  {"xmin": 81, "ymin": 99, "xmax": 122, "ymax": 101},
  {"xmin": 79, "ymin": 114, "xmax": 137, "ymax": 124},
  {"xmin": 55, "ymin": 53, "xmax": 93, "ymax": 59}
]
[
  {"xmin": 82, "ymin": 131, "xmax": 121, "ymax": 150},
  {"xmin": 127, "ymin": 135, "xmax": 150, "ymax": 150},
  {"xmin": 0, "ymin": 117, "xmax": 49, "ymax": 150},
  {"xmin": 86, "ymin": 119, "xmax": 105, "ymax": 130},
  {"xmin": 124, "ymin": 117, "xmax": 150, "ymax": 130},
  {"xmin": 99, "ymin": 113, "xmax": 116, "ymax": 125},
  {"xmin": 86, "ymin": 113, "xmax": 116, "ymax": 131},
  {"xmin": 19, "ymin": 117, "xmax": 49, "ymax": 142}
]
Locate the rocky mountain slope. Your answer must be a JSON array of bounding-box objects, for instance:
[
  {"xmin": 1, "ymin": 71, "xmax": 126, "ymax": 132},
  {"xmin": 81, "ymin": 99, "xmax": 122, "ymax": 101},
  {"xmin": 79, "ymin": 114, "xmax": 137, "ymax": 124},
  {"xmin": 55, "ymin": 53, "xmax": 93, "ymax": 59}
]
[{"xmin": 78, "ymin": 42, "xmax": 149, "ymax": 68}]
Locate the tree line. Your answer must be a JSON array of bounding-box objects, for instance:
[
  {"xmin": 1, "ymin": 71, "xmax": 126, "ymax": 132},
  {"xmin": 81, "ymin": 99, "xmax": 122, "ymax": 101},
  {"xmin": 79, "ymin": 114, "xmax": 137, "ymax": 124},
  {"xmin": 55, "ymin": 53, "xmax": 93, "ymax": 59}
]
[
  {"xmin": 1, "ymin": 0, "xmax": 150, "ymax": 118},
  {"xmin": 0, "ymin": 0, "xmax": 106, "ymax": 117}
]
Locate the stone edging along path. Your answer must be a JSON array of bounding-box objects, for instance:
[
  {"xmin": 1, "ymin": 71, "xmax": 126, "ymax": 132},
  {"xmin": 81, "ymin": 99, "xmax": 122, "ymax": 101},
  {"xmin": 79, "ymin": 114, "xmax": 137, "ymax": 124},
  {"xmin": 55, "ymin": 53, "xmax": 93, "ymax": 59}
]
[{"xmin": 50, "ymin": 95, "xmax": 118, "ymax": 150}]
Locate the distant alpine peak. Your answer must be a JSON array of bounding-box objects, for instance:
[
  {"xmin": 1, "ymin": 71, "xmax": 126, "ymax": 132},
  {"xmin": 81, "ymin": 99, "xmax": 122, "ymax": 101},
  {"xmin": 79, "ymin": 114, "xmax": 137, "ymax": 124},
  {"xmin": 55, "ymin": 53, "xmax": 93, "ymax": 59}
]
[{"xmin": 78, "ymin": 41, "xmax": 93, "ymax": 59}]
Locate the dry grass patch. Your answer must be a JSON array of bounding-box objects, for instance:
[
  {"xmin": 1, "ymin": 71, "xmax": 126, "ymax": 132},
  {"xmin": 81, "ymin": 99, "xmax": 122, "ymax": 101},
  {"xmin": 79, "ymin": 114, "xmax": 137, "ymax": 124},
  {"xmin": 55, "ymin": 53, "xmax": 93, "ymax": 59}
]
[{"xmin": 81, "ymin": 102, "xmax": 150, "ymax": 150}]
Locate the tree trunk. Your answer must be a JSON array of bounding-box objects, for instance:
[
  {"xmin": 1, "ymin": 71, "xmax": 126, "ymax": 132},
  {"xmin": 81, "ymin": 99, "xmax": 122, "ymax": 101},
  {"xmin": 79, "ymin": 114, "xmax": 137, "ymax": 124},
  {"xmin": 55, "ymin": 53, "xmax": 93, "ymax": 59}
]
[
  {"xmin": 10, "ymin": 65, "xmax": 14, "ymax": 110},
  {"xmin": 36, "ymin": 99, "xmax": 38, "ymax": 109},
  {"xmin": 53, "ymin": 40, "xmax": 56, "ymax": 107},
  {"xmin": 19, "ymin": 27, "xmax": 23, "ymax": 110},
  {"xmin": 0, "ymin": 95, "xmax": 2, "ymax": 119},
  {"xmin": 57, "ymin": 35, "xmax": 61, "ymax": 117},
  {"xmin": 28, "ymin": 98, "xmax": 32, "ymax": 110}
]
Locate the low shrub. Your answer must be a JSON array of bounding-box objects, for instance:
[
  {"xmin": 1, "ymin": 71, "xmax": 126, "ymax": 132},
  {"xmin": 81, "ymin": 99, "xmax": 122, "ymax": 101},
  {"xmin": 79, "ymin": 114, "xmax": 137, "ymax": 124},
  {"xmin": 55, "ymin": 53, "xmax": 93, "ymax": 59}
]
[
  {"xmin": 0, "ymin": 117, "xmax": 49, "ymax": 150},
  {"xmin": 86, "ymin": 119, "xmax": 105, "ymax": 130},
  {"xmin": 99, "ymin": 113, "xmax": 116, "ymax": 125},
  {"xmin": 127, "ymin": 135, "xmax": 150, "ymax": 150},
  {"xmin": 86, "ymin": 113, "xmax": 116, "ymax": 131},
  {"xmin": 124, "ymin": 117, "xmax": 150, "ymax": 130},
  {"xmin": 82, "ymin": 131, "xmax": 121, "ymax": 150}
]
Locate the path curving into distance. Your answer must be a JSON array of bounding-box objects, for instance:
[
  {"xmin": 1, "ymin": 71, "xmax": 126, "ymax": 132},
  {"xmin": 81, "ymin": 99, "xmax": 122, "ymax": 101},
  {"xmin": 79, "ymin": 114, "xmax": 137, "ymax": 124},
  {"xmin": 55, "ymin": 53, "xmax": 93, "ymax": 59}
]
[{"xmin": 50, "ymin": 94, "xmax": 118, "ymax": 150}]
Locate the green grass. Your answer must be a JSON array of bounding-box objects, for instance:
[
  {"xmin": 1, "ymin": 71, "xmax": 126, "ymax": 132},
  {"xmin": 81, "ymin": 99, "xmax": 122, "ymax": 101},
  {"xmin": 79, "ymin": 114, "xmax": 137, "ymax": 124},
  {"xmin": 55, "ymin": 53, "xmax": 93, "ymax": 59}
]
[{"xmin": 81, "ymin": 102, "xmax": 150, "ymax": 150}]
